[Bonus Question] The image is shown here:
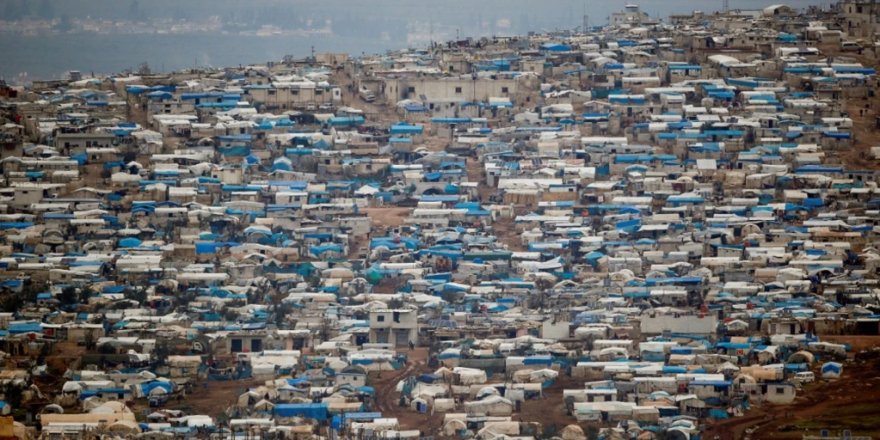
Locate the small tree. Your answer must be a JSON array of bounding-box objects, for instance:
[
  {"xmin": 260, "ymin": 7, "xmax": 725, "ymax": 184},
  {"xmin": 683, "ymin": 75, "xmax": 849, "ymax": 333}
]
[
  {"xmin": 222, "ymin": 307, "xmax": 239, "ymax": 322},
  {"xmin": 84, "ymin": 329, "xmax": 96, "ymax": 351},
  {"xmin": 59, "ymin": 286, "xmax": 79, "ymax": 306},
  {"xmin": 125, "ymin": 287, "xmax": 147, "ymax": 304}
]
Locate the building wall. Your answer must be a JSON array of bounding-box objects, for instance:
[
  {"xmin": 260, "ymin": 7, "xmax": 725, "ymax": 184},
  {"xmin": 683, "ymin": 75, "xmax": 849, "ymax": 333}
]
[
  {"xmin": 639, "ymin": 315, "xmax": 718, "ymax": 335},
  {"xmin": 541, "ymin": 320, "xmax": 570, "ymax": 339},
  {"xmin": 247, "ymin": 86, "xmax": 333, "ymax": 110},
  {"xmin": 841, "ymin": 0, "xmax": 880, "ymax": 38},
  {"xmin": 369, "ymin": 310, "xmax": 418, "ymax": 346},
  {"xmin": 382, "ymin": 78, "xmax": 519, "ymax": 104}
]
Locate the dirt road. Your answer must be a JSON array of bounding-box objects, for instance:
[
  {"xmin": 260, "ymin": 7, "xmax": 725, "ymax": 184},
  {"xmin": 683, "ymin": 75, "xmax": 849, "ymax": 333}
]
[{"xmin": 369, "ymin": 348, "xmax": 444, "ymax": 435}]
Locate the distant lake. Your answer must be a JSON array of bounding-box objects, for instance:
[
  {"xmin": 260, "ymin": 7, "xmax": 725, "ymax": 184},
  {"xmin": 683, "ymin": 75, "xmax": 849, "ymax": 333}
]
[
  {"xmin": 0, "ymin": 0, "xmax": 835, "ymax": 81},
  {"xmin": 0, "ymin": 33, "xmax": 390, "ymax": 81}
]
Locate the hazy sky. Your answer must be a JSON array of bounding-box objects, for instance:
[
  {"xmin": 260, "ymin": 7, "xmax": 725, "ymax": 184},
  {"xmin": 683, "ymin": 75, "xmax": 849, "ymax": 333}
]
[{"xmin": 0, "ymin": 0, "xmax": 836, "ymax": 80}]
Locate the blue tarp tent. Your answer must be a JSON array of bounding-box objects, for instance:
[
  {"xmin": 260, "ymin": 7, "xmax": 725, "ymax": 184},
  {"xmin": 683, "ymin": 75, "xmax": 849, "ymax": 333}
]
[{"xmin": 275, "ymin": 403, "xmax": 330, "ymax": 421}]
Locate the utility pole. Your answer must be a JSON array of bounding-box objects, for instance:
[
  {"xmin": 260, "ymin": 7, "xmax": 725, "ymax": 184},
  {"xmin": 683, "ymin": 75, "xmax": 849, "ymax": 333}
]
[
  {"xmin": 723, "ymin": 0, "xmax": 730, "ymax": 13},
  {"xmin": 583, "ymin": 0, "xmax": 589, "ymax": 32}
]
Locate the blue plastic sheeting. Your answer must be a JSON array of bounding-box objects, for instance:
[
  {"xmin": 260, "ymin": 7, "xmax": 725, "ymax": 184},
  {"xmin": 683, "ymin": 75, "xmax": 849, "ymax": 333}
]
[
  {"xmin": 821, "ymin": 362, "xmax": 842, "ymax": 375},
  {"xmin": 523, "ymin": 355, "xmax": 552, "ymax": 365},
  {"xmin": 329, "ymin": 116, "xmax": 365, "ymax": 126},
  {"xmin": 403, "ymin": 103, "xmax": 427, "ymax": 112},
  {"xmin": 310, "ymin": 244, "xmax": 343, "ymax": 256},
  {"xmin": 709, "ymin": 409, "xmax": 730, "ymax": 419},
  {"xmin": 795, "ymin": 165, "xmax": 844, "ymax": 174},
  {"xmin": 332, "ymin": 412, "xmax": 382, "ymax": 429},
  {"xmin": 118, "ymin": 237, "xmax": 142, "ymax": 248},
  {"xmin": 218, "ymin": 146, "xmax": 251, "ymax": 157},
  {"xmin": 689, "ymin": 380, "xmax": 731, "ymax": 387},
  {"xmin": 541, "ymin": 43, "xmax": 572, "ymax": 51},
  {"xmin": 275, "ymin": 403, "xmax": 329, "ymax": 420},
  {"xmin": 140, "ymin": 381, "xmax": 173, "ymax": 395},
  {"xmin": 431, "ymin": 117, "xmax": 474, "ymax": 124},
  {"xmin": 390, "ymin": 124, "xmax": 424, "ymax": 135},
  {"xmin": 823, "ymin": 131, "xmax": 851, "ymax": 139},
  {"xmin": 644, "ymin": 276, "xmax": 703, "ymax": 286},
  {"xmin": 0, "ymin": 222, "xmax": 34, "ymax": 230},
  {"xmin": 8, "ymin": 322, "xmax": 42, "ymax": 334}
]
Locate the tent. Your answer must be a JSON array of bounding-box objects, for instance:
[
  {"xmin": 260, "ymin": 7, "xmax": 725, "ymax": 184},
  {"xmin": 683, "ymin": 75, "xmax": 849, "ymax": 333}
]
[
  {"xmin": 821, "ymin": 362, "xmax": 842, "ymax": 378},
  {"xmin": 787, "ymin": 350, "xmax": 815, "ymax": 364}
]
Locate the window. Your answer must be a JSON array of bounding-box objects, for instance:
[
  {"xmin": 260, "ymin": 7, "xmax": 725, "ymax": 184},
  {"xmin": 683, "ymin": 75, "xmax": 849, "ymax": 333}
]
[
  {"xmin": 407, "ymin": 86, "xmax": 416, "ymax": 93},
  {"xmin": 377, "ymin": 315, "xmax": 385, "ymax": 322},
  {"xmin": 393, "ymin": 311, "xmax": 401, "ymax": 323},
  {"xmin": 268, "ymin": 90, "xmax": 276, "ymax": 96},
  {"xmin": 775, "ymin": 387, "xmax": 786, "ymax": 394},
  {"xmin": 231, "ymin": 338, "xmax": 243, "ymax": 352},
  {"xmin": 455, "ymin": 87, "xmax": 462, "ymax": 94},
  {"xmin": 501, "ymin": 86, "xmax": 509, "ymax": 93}
]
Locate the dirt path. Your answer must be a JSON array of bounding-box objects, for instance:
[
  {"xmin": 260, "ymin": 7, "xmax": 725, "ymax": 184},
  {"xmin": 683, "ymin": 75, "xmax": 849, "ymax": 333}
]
[
  {"xmin": 492, "ymin": 215, "xmax": 525, "ymax": 251},
  {"xmin": 518, "ymin": 374, "xmax": 585, "ymax": 433},
  {"xmin": 369, "ymin": 348, "xmax": 444, "ymax": 435},
  {"xmin": 167, "ymin": 378, "xmax": 264, "ymax": 417},
  {"xmin": 704, "ymin": 354, "xmax": 880, "ymax": 439},
  {"xmin": 362, "ymin": 207, "xmax": 411, "ymax": 229}
]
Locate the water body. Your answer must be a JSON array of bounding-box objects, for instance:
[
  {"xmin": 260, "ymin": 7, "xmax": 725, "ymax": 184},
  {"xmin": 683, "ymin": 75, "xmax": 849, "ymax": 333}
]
[
  {"xmin": 0, "ymin": 33, "xmax": 389, "ymax": 81},
  {"xmin": 0, "ymin": 0, "xmax": 833, "ymax": 81}
]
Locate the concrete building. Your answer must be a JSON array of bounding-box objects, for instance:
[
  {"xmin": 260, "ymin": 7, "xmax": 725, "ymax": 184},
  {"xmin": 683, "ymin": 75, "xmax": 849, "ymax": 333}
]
[
  {"xmin": 839, "ymin": 0, "xmax": 880, "ymax": 39},
  {"xmin": 369, "ymin": 309, "xmax": 418, "ymax": 348}
]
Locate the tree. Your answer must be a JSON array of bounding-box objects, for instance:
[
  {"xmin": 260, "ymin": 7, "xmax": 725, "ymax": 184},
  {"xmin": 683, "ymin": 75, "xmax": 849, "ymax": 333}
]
[
  {"xmin": 274, "ymin": 303, "xmax": 292, "ymax": 328},
  {"xmin": 154, "ymin": 340, "xmax": 171, "ymax": 365},
  {"xmin": 125, "ymin": 288, "xmax": 147, "ymax": 304},
  {"xmin": 59, "ymin": 286, "xmax": 79, "ymax": 306},
  {"xmin": 84, "ymin": 329, "xmax": 96, "ymax": 351},
  {"xmin": 0, "ymin": 294, "xmax": 23, "ymax": 313},
  {"xmin": 222, "ymin": 307, "xmax": 238, "ymax": 322},
  {"xmin": 0, "ymin": 382, "xmax": 24, "ymax": 409}
]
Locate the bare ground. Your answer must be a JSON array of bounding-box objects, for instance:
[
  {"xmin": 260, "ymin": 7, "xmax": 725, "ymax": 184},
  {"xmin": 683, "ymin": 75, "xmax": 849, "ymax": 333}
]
[
  {"xmin": 369, "ymin": 348, "xmax": 444, "ymax": 435},
  {"xmin": 818, "ymin": 43, "xmax": 880, "ymax": 170},
  {"xmin": 166, "ymin": 379, "xmax": 264, "ymax": 417},
  {"xmin": 362, "ymin": 207, "xmax": 411, "ymax": 229},
  {"xmin": 492, "ymin": 215, "xmax": 525, "ymax": 251},
  {"xmin": 518, "ymin": 374, "xmax": 586, "ymax": 433},
  {"xmin": 705, "ymin": 339, "xmax": 880, "ymax": 440}
]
